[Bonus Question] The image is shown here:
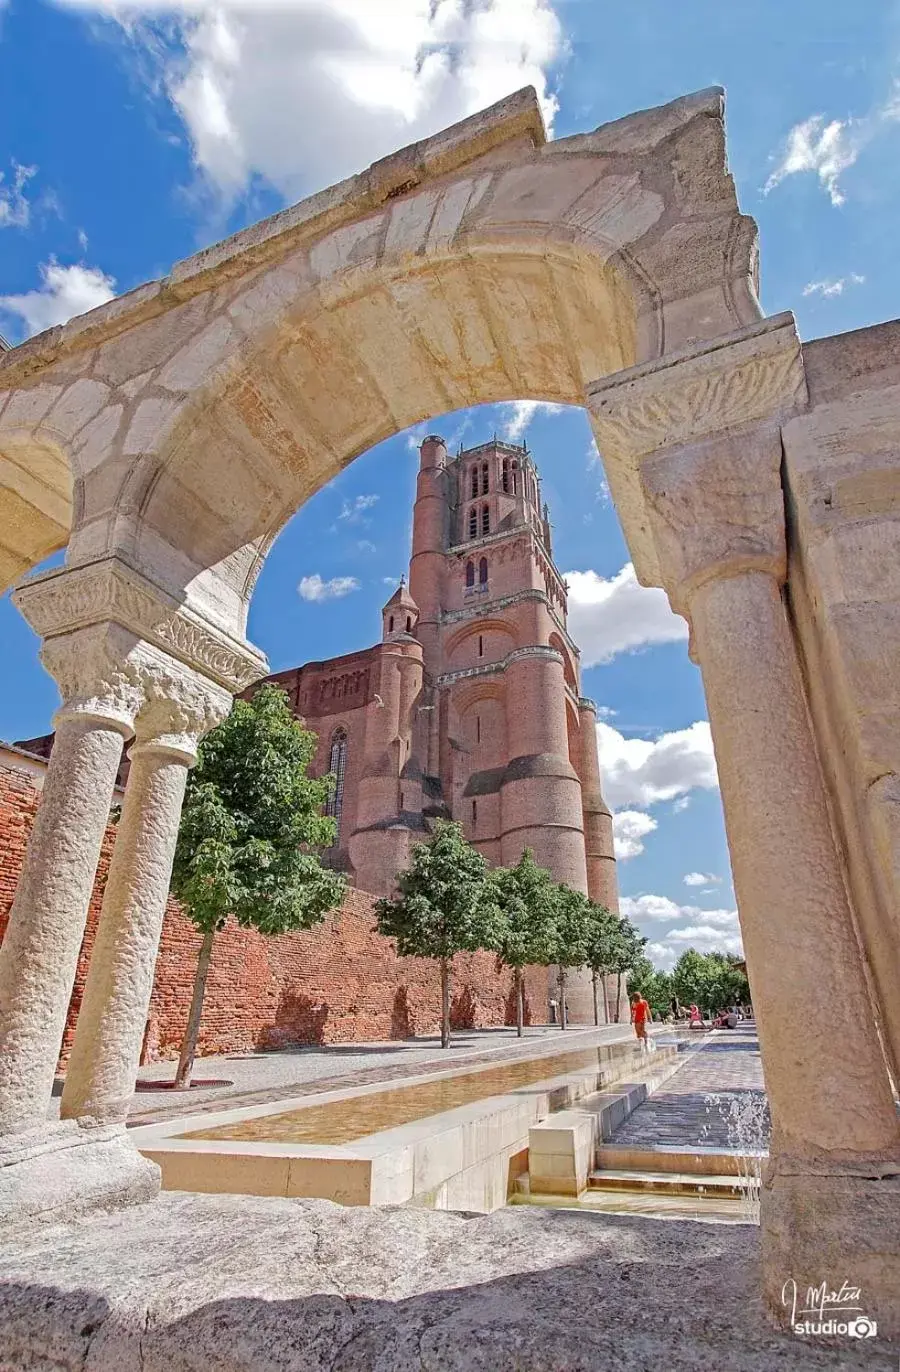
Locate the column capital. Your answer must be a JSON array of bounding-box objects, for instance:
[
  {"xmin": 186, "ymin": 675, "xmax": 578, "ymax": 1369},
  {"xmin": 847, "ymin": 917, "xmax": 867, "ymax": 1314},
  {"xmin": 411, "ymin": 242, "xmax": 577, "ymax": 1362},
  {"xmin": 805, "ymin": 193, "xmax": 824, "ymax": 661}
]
[
  {"xmin": 13, "ymin": 556, "xmax": 268, "ymax": 695},
  {"xmin": 586, "ymin": 313, "xmax": 808, "ymax": 596},
  {"xmin": 132, "ymin": 661, "xmax": 232, "ymax": 765},
  {"xmin": 40, "ymin": 625, "xmax": 145, "ymax": 735}
]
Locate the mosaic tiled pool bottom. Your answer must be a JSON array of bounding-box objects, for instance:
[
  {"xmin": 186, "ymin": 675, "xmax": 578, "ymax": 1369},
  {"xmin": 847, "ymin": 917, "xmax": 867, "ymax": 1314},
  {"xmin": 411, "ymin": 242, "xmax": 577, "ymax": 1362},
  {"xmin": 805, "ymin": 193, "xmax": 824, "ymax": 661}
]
[{"xmin": 181, "ymin": 1044, "xmax": 620, "ymax": 1146}]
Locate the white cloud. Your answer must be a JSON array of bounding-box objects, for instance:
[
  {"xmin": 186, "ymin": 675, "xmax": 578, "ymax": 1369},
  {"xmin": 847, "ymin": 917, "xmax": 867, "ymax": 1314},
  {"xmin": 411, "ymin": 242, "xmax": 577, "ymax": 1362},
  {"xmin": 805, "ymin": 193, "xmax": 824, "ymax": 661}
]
[
  {"xmin": 765, "ymin": 84, "xmax": 900, "ymax": 207},
  {"xmin": 684, "ymin": 871, "xmax": 721, "ymax": 888},
  {"xmin": 764, "ymin": 114, "xmax": 858, "ymax": 206},
  {"xmin": 60, "ymin": 0, "xmax": 563, "ymax": 201},
  {"xmin": 298, "ymin": 573, "xmax": 360, "ymax": 602},
  {"xmin": 0, "ymin": 161, "xmax": 37, "ymax": 229},
  {"xmin": 0, "ymin": 259, "xmax": 117, "ymax": 338},
  {"xmin": 337, "ymin": 493, "xmax": 378, "ymax": 523},
  {"xmin": 802, "ymin": 273, "xmax": 864, "ymax": 298},
  {"xmin": 501, "ymin": 399, "xmax": 564, "ymax": 441},
  {"xmin": 622, "ymin": 894, "xmax": 742, "ymax": 971},
  {"xmin": 564, "ymin": 563, "xmax": 688, "ymax": 667},
  {"xmin": 597, "ymin": 719, "xmax": 718, "ymax": 811},
  {"xmin": 612, "ymin": 809, "xmax": 657, "ymax": 861}
]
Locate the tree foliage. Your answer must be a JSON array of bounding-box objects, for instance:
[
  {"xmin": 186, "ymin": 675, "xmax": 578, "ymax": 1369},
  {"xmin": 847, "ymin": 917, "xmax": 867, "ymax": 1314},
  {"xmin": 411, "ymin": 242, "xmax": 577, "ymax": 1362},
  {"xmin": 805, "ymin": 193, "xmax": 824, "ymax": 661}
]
[
  {"xmin": 374, "ymin": 820, "xmax": 499, "ymax": 1047},
  {"xmin": 172, "ymin": 684, "xmax": 345, "ymax": 934},
  {"xmin": 170, "ymin": 684, "xmax": 346, "ymax": 1087},
  {"xmin": 485, "ymin": 848, "xmax": 558, "ymax": 1035},
  {"xmin": 671, "ymin": 948, "xmax": 749, "ymax": 1014}
]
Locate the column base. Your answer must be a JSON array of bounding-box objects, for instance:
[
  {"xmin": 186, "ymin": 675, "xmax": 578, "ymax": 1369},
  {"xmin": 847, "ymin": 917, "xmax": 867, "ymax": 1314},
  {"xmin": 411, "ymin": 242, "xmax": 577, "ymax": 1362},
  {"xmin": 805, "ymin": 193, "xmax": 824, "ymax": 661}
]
[
  {"xmin": 0, "ymin": 1120, "xmax": 160, "ymax": 1233},
  {"xmin": 761, "ymin": 1160, "xmax": 900, "ymax": 1337}
]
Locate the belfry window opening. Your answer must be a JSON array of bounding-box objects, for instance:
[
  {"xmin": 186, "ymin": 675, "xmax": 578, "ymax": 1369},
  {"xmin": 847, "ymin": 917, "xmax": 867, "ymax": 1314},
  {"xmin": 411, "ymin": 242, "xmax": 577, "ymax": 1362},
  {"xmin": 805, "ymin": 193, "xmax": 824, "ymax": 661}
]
[
  {"xmin": 470, "ymin": 465, "xmax": 479, "ymax": 500},
  {"xmin": 481, "ymin": 461, "xmax": 489, "ymax": 495},
  {"xmin": 502, "ymin": 458, "xmax": 509, "ymax": 493},
  {"xmin": 465, "ymin": 560, "xmax": 475, "ymax": 588},
  {"xmin": 479, "ymin": 556, "xmax": 488, "ymax": 585},
  {"xmin": 481, "ymin": 505, "xmax": 490, "ymax": 536},
  {"xmin": 325, "ymin": 728, "xmax": 348, "ymax": 844},
  {"xmin": 468, "ymin": 506, "xmax": 477, "ymax": 539}
]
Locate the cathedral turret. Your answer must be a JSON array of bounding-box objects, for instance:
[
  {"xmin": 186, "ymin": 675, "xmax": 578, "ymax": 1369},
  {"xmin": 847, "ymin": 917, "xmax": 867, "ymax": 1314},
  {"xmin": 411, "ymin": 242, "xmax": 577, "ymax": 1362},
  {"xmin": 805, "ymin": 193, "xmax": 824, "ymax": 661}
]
[{"xmin": 382, "ymin": 579, "xmax": 418, "ymax": 641}]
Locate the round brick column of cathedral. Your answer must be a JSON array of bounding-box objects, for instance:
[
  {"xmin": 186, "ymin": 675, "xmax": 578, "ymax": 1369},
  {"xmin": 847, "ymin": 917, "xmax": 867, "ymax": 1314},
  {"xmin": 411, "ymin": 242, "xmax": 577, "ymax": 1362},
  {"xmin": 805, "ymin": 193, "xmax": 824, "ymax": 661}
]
[
  {"xmin": 0, "ymin": 631, "xmax": 138, "ymax": 1138},
  {"xmin": 574, "ymin": 697, "xmax": 619, "ymax": 914},
  {"xmin": 61, "ymin": 676, "xmax": 230, "ymax": 1127},
  {"xmin": 501, "ymin": 646, "xmax": 591, "ymax": 1023},
  {"xmin": 499, "ymin": 647, "xmax": 587, "ymax": 891},
  {"xmin": 688, "ymin": 567, "xmax": 900, "ymax": 1327}
]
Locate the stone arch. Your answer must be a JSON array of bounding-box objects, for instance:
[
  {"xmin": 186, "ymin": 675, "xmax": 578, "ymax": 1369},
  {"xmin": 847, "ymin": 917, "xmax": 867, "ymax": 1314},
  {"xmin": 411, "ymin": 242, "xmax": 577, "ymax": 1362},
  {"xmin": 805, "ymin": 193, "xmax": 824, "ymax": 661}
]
[
  {"xmin": 0, "ymin": 431, "xmax": 73, "ymax": 588},
  {"xmin": 0, "ymin": 86, "xmax": 759, "ymax": 624}
]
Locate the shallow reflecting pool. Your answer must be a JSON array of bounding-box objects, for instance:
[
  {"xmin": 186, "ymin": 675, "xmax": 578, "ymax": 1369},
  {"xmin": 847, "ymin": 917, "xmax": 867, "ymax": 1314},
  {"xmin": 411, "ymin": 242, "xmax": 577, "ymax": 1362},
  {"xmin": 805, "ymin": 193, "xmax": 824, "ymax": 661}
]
[{"xmin": 181, "ymin": 1043, "xmax": 620, "ymax": 1146}]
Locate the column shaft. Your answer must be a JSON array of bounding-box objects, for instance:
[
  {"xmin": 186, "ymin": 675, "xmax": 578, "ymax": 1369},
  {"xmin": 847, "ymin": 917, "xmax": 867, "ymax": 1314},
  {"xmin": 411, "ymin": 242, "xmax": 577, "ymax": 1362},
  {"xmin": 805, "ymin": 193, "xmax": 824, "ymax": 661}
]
[
  {"xmin": 690, "ymin": 569, "xmax": 899, "ymax": 1159},
  {"xmin": 61, "ymin": 742, "xmax": 191, "ymax": 1126},
  {"xmin": 0, "ymin": 713, "xmax": 128, "ymax": 1134}
]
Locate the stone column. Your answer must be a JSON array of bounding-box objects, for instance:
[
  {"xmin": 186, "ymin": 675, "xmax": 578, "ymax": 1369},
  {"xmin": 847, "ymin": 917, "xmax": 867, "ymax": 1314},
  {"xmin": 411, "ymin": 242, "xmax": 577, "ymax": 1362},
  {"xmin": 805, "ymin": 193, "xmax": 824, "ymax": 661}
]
[
  {"xmin": 0, "ymin": 556, "xmax": 266, "ymax": 1229},
  {"xmin": 0, "ymin": 625, "xmax": 139, "ymax": 1138},
  {"xmin": 60, "ymin": 665, "xmax": 231, "ymax": 1127},
  {"xmin": 588, "ymin": 313, "xmax": 900, "ymax": 1332}
]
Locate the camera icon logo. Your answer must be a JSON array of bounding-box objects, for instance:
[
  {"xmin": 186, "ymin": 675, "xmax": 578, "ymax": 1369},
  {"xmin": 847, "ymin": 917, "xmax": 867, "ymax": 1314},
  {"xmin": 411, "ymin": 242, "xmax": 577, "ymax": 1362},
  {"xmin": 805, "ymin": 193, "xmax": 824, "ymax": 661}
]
[{"xmin": 847, "ymin": 1317, "xmax": 877, "ymax": 1338}]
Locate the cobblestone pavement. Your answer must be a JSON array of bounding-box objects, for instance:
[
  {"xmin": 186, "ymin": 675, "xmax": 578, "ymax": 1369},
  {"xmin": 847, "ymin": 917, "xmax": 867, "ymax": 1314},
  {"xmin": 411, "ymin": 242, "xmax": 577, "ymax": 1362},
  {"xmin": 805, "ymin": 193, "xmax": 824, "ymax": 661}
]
[
  {"xmin": 610, "ymin": 1027, "xmax": 771, "ymax": 1152},
  {"xmin": 105, "ymin": 1023, "xmax": 640, "ymax": 1127}
]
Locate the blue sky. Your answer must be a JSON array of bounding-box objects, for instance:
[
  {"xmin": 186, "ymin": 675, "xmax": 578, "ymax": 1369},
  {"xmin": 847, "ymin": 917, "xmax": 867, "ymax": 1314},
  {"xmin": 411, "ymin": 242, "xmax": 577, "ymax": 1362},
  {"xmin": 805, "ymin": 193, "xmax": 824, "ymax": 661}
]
[{"xmin": 1, "ymin": 0, "xmax": 898, "ymax": 968}]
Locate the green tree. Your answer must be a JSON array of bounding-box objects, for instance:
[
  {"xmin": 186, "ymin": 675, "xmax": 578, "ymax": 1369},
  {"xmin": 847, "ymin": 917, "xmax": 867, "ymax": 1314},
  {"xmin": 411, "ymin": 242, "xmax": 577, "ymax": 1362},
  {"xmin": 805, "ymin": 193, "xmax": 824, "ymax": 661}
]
[
  {"xmin": 375, "ymin": 821, "xmax": 498, "ymax": 1048},
  {"xmin": 628, "ymin": 954, "xmax": 673, "ymax": 1019},
  {"xmin": 486, "ymin": 849, "xmax": 558, "ymax": 1037},
  {"xmin": 550, "ymin": 884, "xmax": 591, "ymax": 1030},
  {"xmin": 671, "ymin": 948, "xmax": 749, "ymax": 1018},
  {"xmin": 582, "ymin": 901, "xmax": 619, "ymax": 1025},
  {"xmin": 607, "ymin": 915, "xmax": 647, "ymax": 1021},
  {"xmin": 170, "ymin": 684, "xmax": 346, "ymax": 1089}
]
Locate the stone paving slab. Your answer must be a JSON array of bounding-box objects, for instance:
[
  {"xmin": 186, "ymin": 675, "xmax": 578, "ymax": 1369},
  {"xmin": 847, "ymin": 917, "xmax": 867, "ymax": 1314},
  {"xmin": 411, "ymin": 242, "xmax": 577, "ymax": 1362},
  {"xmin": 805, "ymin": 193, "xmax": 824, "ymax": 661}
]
[
  {"xmin": 2, "ymin": 1191, "xmax": 894, "ymax": 1369},
  {"xmin": 610, "ymin": 1028, "xmax": 771, "ymax": 1153}
]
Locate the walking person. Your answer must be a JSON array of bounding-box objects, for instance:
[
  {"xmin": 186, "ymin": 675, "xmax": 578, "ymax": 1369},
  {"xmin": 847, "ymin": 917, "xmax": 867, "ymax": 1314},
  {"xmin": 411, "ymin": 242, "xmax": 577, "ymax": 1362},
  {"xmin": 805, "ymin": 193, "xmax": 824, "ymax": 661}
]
[{"xmin": 630, "ymin": 991, "xmax": 652, "ymax": 1052}]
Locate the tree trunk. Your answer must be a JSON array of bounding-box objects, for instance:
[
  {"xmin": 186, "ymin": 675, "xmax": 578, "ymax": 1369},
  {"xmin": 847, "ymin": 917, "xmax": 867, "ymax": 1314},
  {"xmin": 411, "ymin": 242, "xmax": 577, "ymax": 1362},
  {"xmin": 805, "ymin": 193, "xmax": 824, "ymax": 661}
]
[
  {"xmin": 615, "ymin": 970, "xmax": 623, "ymax": 1022},
  {"xmin": 592, "ymin": 969, "xmax": 599, "ymax": 1027},
  {"xmin": 602, "ymin": 971, "xmax": 610, "ymax": 1024},
  {"xmin": 515, "ymin": 967, "xmax": 524, "ymax": 1038},
  {"xmin": 174, "ymin": 927, "xmax": 215, "ymax": 1090},
  {"xmin": 558, "ymin": 968, "xmax": 568, "ymax": 1030},
  {"xmin": 440, "ymin": 957, "xmax": 451, "ymax": 1049}
]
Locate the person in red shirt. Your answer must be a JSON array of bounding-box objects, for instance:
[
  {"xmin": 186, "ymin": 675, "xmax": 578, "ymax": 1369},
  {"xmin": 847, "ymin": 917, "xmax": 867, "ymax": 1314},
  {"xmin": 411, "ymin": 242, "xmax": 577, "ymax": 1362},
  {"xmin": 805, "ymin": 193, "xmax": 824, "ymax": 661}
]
[{"xmin": 631, "ymin": 992, "xmax": 652, "ymax": 1049}]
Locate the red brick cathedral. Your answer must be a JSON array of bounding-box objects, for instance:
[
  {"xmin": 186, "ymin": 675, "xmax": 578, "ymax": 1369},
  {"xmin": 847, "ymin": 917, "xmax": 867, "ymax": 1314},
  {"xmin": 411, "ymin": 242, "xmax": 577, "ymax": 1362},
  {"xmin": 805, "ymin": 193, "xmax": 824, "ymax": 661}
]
[{"xmin": 267, "ymin": 436, "xmax": 620, "ymax": 1018}]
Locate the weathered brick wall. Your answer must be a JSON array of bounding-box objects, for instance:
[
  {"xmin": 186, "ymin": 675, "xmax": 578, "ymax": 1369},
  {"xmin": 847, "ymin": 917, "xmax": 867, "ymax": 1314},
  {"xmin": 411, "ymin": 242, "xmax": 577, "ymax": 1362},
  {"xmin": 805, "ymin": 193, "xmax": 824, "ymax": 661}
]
[{"xmin": 0, "ymin": 758, "xmax": 548, "ymax": 1065}]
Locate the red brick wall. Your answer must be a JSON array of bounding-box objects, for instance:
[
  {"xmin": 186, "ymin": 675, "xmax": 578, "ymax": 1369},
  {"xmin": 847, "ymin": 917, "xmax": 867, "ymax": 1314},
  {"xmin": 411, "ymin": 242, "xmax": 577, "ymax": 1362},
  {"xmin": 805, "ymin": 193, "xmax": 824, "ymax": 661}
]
[{"xmin": 0, "ymin": 759, "xmax": 548, "ymax": 1066}]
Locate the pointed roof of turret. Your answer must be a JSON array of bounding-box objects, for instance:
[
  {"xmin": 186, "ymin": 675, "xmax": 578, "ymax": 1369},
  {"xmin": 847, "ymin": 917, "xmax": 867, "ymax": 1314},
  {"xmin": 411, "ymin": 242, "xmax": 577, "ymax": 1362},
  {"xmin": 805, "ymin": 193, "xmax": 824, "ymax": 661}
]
[{"xmin": 382, "ymin": 575, "xmax": 418, "ymax": 614}]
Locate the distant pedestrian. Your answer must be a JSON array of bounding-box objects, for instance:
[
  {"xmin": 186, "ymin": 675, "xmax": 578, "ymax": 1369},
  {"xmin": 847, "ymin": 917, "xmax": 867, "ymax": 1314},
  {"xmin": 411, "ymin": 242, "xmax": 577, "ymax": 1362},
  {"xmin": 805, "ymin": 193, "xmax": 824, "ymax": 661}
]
[{"xmin": 631, "ymin": 993, "xmax": 651, "ymax": 1050}]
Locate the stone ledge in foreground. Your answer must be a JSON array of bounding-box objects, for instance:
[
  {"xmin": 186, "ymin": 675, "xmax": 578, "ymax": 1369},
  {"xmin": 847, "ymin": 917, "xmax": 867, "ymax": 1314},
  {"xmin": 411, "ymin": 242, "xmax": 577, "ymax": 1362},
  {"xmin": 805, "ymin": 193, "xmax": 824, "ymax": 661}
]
[{"xmin": 0, "ymin": 1192, "xmax": 895, "ymax": 1371}]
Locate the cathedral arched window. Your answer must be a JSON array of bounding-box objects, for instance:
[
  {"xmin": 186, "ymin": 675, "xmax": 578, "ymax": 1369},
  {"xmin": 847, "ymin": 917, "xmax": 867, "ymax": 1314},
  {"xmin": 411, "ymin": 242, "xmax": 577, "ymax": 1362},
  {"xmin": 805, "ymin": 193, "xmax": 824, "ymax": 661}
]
[
  {"xmin": 470, "ymin": 465, "xmax": 479, "ymax": 500},
  {"xmin": 465, "ymin": 560, "xmax": 475, "ymax": 587},
  {"xmin": 478, "ymin": 556, "xmax": 488, "ymax": 585},
  {"xmin": 468, "ymin": 506, "xmax": 477, "ymax": 538},
  {"xmin": 501, "ymin": 458, "xmax": 509, "ymax": 493},
  {"xmin": 325, "ymin": 728, "xmax": 348, "ymax": 842},
  {"xmin": 512, "ymin": 461, "xmax": 518, "ymax": 494},
  {"xmin": 481, "ymin": 505, "xmax": 490, "ymax": 535},
  {"xmin": 481, "ymin": 462, "xmax": 489, "ymax": 494}
]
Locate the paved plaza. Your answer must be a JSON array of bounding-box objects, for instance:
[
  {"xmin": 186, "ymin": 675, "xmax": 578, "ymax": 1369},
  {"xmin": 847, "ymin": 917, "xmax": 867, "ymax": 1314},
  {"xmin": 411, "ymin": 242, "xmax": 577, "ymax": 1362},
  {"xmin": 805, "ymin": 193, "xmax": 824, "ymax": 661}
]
[{"xmin": 611, "ymin": 1027, "xmax": 770, "ymax": 1152}]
